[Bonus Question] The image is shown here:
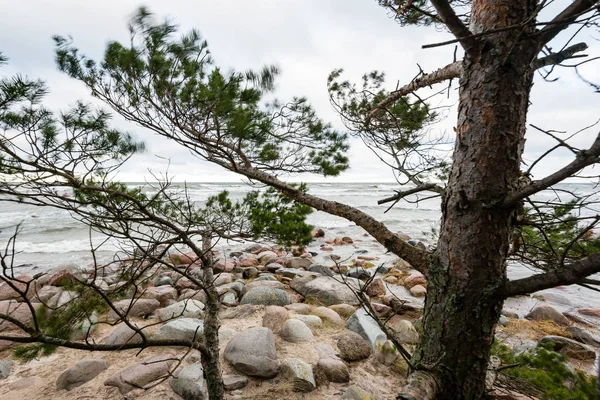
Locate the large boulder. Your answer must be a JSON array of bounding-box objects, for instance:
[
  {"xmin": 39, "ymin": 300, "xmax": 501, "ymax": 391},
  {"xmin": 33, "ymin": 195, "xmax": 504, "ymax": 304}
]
[
  {"xmin": 281, "ymin": 358, "xmax": 316, "ymax": 392},
  {"xmin": 290, "ymin": 314, "xmax": 322, "ymax": 328},
  {"xmin": 291, "ymin": 275, "xmax": 361, "ymax": 306},
  {"xmin": 403, "ymin": 273, "xmax": 427, "ymax": 289},
  {"xmin": 152, "ymin": 318, "xmax": 204, "ymax": 343},
  {"xmin": 565, "ymin": 326, "xmax": 600, "ymax": 347},
  {"xmin": 315, "ymin": 343, "xmax": 349, "ymax": 383},
  {"xmin": 224, "ymin": 327, "xmax": 280, "ymax": 378},
  {"xmin": 107, "ymin": 299, "xmax": 160, "ymax": 322},
  {"xmin": 103, "ymin": 323, "xmax": 144, "ymax": 346},
  {"xmin": 243, "ymin": 280, "xmax": 285, "ymax": 293},
  {"xmin": 104, "ymin": 354, "xmax": 174, "ymax": 394},
  {"xmin": 345, "ymin": 308, "xmax": 387, "ymax": 349},
  {"xmin": 220, "ymin": 304, "xmax": 258, "ymax": 319},
  {"xmin": 240, "ymin": 287, "xmax": 291, "ymax": 307},
  {"xmin": 0, "ymin": 360, "xmax": 13, "ymax": 380},
  {"xmin": 312, "ymin": 306, "xmax": 344, "ymax": 325},
  {"xmin": 0, "ymin": 300, "xmax": 41, "ymax": 332},
  {"xmin": 366, "ymin": 278, "xmax": 386, "ymax": 297},
  {"xmin": 280, "ymin": 319, "xmax": 314, "ymax": 343},
  {"xmin": 0, "ymin": 275, "xmax": 34, "ymax": 301},
  {"xmin": 140, "ymin": 286, "xmax": 177, "ymax": 307},
  {"xmin": 169, "ymin": 364, "xmax": 208, "ymax": 400},
  {"xmin": 337, "ymin": 331, "xmax": 372, "ymax": 361},
  {"xmin": 156, "ymin": 299, "xmax": 205, "ymax": 322},
  {"xmin": 539, "ymin": 336, "xmax": 596, "ymax": 360},
  {"xmin": 388, "ymin": 317, "xmax": 420, "ymax": 345},
  {"xmin": 526, "ymin": 305, "xmax": 570, "ymax": 326},
  {"xmin": 286, "ymin": 257, "xmax": 312, "ymax": 269},
  {"xmin": 262, "ymin": 305, "xmax": 289, "ymax": 333},
  {"xmin": 56, "ymin": 359, "xmax": 108, "ymax": 391}
]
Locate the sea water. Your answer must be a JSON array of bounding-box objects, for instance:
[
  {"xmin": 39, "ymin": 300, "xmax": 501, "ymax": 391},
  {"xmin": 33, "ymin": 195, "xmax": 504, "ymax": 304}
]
[{"xmin": 1, "ymin": 181, "xmax": 599, "ymax": 310}]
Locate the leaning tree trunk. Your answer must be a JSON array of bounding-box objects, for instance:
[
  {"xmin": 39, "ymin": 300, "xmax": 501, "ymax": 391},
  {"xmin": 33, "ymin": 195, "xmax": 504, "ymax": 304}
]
[{"xmin": 400, "ymin": 2, "xmax": 538, "ymax": 399}]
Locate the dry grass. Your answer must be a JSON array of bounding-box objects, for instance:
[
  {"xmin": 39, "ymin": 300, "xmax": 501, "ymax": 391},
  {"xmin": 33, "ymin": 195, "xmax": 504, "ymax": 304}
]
[{"xmin": 497, "ymin": 319, "xmax": 571, "ymax": 341}]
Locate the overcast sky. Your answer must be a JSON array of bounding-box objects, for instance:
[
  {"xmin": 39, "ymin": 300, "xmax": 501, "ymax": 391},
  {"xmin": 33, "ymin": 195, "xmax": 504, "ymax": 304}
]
[{"xmin": 1, "ymin": 1, "xmax": 598, "ymax": 183}]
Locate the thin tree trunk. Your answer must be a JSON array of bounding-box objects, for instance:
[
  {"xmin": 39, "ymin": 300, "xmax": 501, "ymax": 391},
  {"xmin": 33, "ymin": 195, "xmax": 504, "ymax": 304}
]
[
  {"xmin": 400, "ymin": 1, "xmax": 538, "ymax": 398},
  {"xmin": 200, "ymin": 234, "xmax": 224, "ymax": 400}
]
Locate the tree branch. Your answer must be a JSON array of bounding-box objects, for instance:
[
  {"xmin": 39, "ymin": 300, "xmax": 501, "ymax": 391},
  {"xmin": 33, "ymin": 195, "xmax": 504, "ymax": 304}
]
[
  {"xmin": 367, "ymin": 43, "xmax": 588, "ymax": 126},
  {"xmin": 504, "ymin": 252, "xmax": 600, "ymax": 297},
  {"xmin": 378, "ymin": 183, "xmax": 444, "ymax": 205},
  {"xmin": 429, "ymin": 0, "xmax": 479, "ymax": 53},
  {"xmin": 536, "ymin": 0, "xmax": 599, "ymax": 47},
  {"xmin": 240, "ymin": 166, "xmax": 431, "ymax": 274},
  {"xmin": 502, "ymin": 131, "xmax": 600, "ymax": 207},
  {"xmin": 533, "ymin": 42, "xmax": 589, "ymax": 69},
  {"xmin": 366, "ymin": 61, "xmax": 461, "ymax": 125}
]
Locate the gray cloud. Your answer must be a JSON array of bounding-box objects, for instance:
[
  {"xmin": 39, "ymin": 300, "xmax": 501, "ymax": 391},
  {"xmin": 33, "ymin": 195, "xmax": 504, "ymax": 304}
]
[{"xmin": 1, "ymin": 0, "xmax": 598, "ymax": 183}]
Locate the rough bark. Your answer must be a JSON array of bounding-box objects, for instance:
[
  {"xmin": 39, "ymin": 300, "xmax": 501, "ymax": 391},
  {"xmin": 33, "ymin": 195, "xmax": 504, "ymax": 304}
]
[
  {"xmin": 238, "ymin": 167, "xmax": 430, "ymax": 274},
  {"xmin": 400, "ymin": 1, "xmax": 538, "ymax": 399}
]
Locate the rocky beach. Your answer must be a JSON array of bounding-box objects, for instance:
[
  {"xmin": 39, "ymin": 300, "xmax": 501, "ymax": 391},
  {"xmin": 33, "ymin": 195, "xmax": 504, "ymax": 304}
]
[{"xmin": 0, "ymin": 225, "xmax": 598, "ymax": 399}]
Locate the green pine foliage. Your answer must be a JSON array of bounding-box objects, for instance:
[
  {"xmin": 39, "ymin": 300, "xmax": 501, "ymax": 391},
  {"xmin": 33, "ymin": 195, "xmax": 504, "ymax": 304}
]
[
  {"xmin": 13, "ymin": 290, "xmax": 108, "ymax": 362},
  {"xmin": 53, "ymin": 7, "xmax": 349, "ymax": 177},
  {"xmin": 491, "ymin": 341, "xmax": 597, "ymax": 399},
  {"xmin": 519, "ymin": 200, "xmax": 600, "ymax": 267}
]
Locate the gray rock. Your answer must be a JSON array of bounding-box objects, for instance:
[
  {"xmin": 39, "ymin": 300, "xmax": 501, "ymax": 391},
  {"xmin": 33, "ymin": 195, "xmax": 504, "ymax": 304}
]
[
  {"xmin": 221, "ymin": 291, "xmax": 237, "ymax": 306},
  {"xmin": 266, "ymin": 263, "xmax": 284, "ymax": 273},
  {"xmin": 224, "ymin": 327, "xmax": 280, "ymax": 378},
  {"xmin": 220, "ymin": 304, "xmax": 259, "ymax": 319},
  {"xmin": 220, "ymin": 281, "xmax": 245, "ymax": 296},
  {"xmin": 254, "ymin": 274, "xmax": 277, "ymax": 282},
  {"xmin": 152, "ymin": 318, "xmax": 204, "ymax": 343},
  {"xmin": 56, "ymin": 359, "xmax": 108, "ymax": 391},
  {"xmin": 375, "ymin": 340, "xmax": 399, "ymax": 365},
  {"xmin": 308, "ymin": 264, "xmax": 335, "ymax": 276},
  {"xmin": 286, "ymin": 257, "xmax": 312, "ymax": 269},
  {"xmin": 107, "ymin": 299, "xmax": 160, "ymax": 322},
  {"xmin": 262, "ymin": 305, "xmax": 289, "ymax": 333},
  {"xmin": 156, "ymin": 299, "xmax": 205, "ymax": 322},
  {"xmin": 104, "ymin": 323, "xmax": 144, "ymax": 346},
  {"xmin": 281, "ymin": 358, "xmax": 316, "ymax": 392},
  {"xmin": 290, "ymin": 314, "xmax": 322, "ymax": 327},
  {"xmin": 566, "ymin": 326, "xmax": 600, "ymax": 347},
  {"xmin": 337, "ymin": 331, "xmax": 372, "ymax": 361},
  {"xmin": 154, "ymin": 276, "xmax": 173, "ymax": 287},
  {"xmin": 501, "ymin": 310, "xmax": 519, "ymax": 319},
  {"xmin": 388, "ymin": 318, "xmax": 419, "ymax": 345},
  {"xmin": 240, "ymin": 287, "xmax": 290, "ymax": 306},
  {"xmin": 47, "ymin": 290, "xmax": 78, "ymax": 309},
  {"xmin": 243, "ymin": 280, "xmax": 285, "ymax": 293},
  {"xmin": 0, "ymin": 360, "xmax": 13, "ymax": 380},
  {"xmin": 345, "ymin": 308, "xmax": 387, "ymax": 350},
  {"xmin": 342, "ymin": 385, "xmax": 375, "ymax": 400},
  {"xmin": 223, "ymin": 374, "xmax": 248, "ymax": 390},
  {"xmin": 169, "ymin": 364, "xmax": 208, "ymax": 400},
  {"xmin": 312, "ymin": 306, "xmax": 344, "ymax": 325},
  {"xmin": 104, "ymin": 354, "xmax": 174, "ymax": 394},
  {"xmin": 345, "ymin": 267, "xmax": 372, "ymax": 280},
  {"xmin": 242, "ymin": 267, "xmax": 259, "ymax": 279},
  {"xmin": 285, "ymin": 303, "xmax": 313, "ymax": 314},
  {"xmin": 275, "ymin": 268, "xmax": 306, "ymax": 279},
  {"xmin": 526, "ymin": 305, "xmax": 570, "ymax": 326},
  {"xmin": 214, "ymin": 273, "xmax": 235, "ymax": 286},
  {"xmin": 70, "ymin": 312, "xmax": 99, "ymax": 341},
  {"xmin": 291, "ymin": 275, "xmax": 361, "ymax": 306},
  {"xmin": 280, "ymin": 319, "xmax": 314, "ymax": 343},
  {"xmin": 498, "ymin": 315, "xmax": 510, "ymax": 327},
  {"xmin": 314, "ymin": 343, "xmax": 349, "ymax": 383},
  {"xmin": 539, "ymin": 335, "xmax": 597, "ymax": 360}
]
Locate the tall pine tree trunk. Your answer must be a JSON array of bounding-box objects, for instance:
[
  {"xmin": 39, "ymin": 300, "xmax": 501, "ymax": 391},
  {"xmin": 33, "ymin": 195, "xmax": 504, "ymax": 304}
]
[{"xmin": 401, "ymin": 2, "xmax": 538, "ymax": 398}]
